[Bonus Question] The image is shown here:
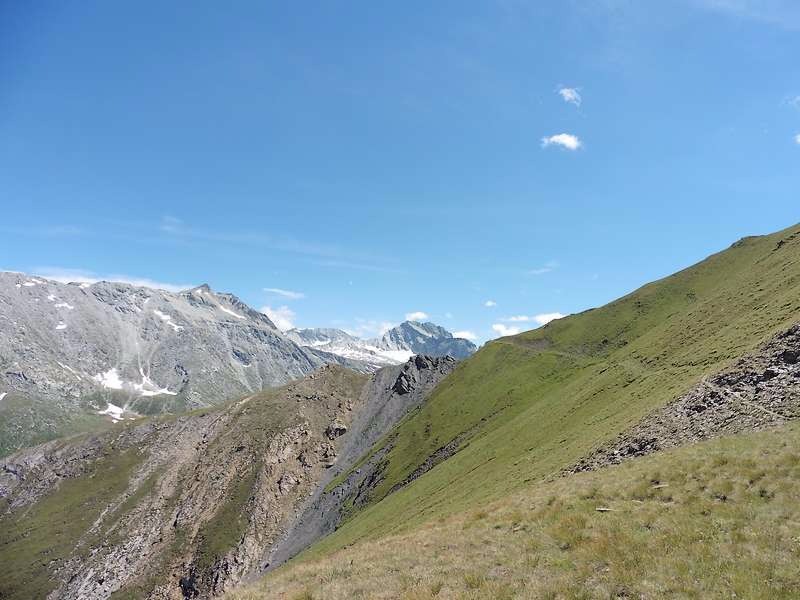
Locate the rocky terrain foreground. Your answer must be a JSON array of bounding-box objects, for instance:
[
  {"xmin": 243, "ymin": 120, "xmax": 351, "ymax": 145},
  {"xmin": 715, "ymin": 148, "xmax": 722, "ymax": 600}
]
[{"xmin": 0, "ymin": 356, "xmax": 455, "ymax": 599}]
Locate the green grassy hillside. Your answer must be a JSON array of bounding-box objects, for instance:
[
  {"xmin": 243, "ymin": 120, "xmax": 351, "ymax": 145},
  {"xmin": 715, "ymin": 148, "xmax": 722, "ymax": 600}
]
[
  {"xmin": 231, "ymin": 422, "xmax": 800, "ymax": 599},
  {"xmin": 305, "ymin": 224, "xmax": 800, "ymax": 556}
]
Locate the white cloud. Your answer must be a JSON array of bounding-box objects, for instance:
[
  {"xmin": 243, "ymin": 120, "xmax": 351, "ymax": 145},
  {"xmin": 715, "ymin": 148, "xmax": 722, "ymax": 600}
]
[
  {"xmin": 453, "ymin": 330, "xmax": 478, "ymax": 341},
  {"xmin": 541, "ymin": 133, "xmax": 582, "ymax": 151},
  {"xmin": 558, "ymin": 87, "xmax": 582, "ymax": 107},
  {"xmin": 503, "ymin": 312, "xmax": 567, "ymax": 325},
  {"xmin": 260, "ymin": 305, "xmax": 296, "ymax": 331},
  {"xmin": 405, "ymin": 311, "xmax": 428, "ymax": 321},
  {"xmin": 33, "ymin": 267, "xmax": 193, "ymax": 292},
  {"xmin": 795, "ymin": 133, "xmax": 800, "ymax": 145},
  {"xmin": 492, "ymin": 323, "xmax": 521, "ymax": 337},
  {"xmin": 533, "ymin": 312, "xmax": 566, "ymax": 325},
  {"xmin": 263, "ymin": 287, "xmax": 306, "ymax": 300},
  {"xmin": 484, "ymin": 300, "xmax": 497, "ymax": 307},
  {"xmin": 527, "ymin": 260, "xmax": 559, "ymax": 276},
  {"xmin": 785, "ymin": 95, "xmax": 800, "ymax": 110}
]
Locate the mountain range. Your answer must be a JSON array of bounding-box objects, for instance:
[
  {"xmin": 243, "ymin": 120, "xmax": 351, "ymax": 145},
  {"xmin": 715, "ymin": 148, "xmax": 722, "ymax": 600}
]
[
  {"xmin": 286, "ymin": 321, "xmax": 476, "ymax": 369},
  {"xmin": 0, "ymin": 272, "xmax": 475, "ymax": 456},
  {"xmin": 1, "ymin": 223, "xmax": 799, "ymax": 599}
]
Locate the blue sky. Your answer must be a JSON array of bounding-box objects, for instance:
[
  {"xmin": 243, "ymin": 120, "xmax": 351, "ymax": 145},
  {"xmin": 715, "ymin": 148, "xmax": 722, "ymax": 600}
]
[{"xmin": 1, "ymin": 1, "xmax": 798, "ymax": 343}]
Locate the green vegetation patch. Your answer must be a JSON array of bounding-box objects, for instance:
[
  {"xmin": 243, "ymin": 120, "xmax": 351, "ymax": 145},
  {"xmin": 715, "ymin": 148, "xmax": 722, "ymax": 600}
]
[{"xmin": 0, "ymin": 449, "xmax": 145, "ymax": 600}]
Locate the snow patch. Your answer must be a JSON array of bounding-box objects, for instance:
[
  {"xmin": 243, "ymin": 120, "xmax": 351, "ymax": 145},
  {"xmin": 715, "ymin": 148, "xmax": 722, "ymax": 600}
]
[
  {"xmin": 219, "ymin": 305, "xmax": 246, "ymax": 320},
  {"xmin": 22, "ymin": 281, "xmax": 36, "ymax": 287},
  {"xmin": 153, "ymin": 309, "xmax": 183, "ymax": 332},
  {"xmin": 15, "ymin": 283, "xmax": 21, "ymax": 288},
  {"xmin": 0, "ymin": 392, "xmax": 6, "ymax": 402},
  {"xmin": 93, "ymin": 368, "xmax": 124, "ymax": 390},
  {"xmin": 92, "ymin": 367, "xmax": 177, "ymax": 397},
  {"xmin": 47, "ymin": 294, "xmax": 57, "ymax": 301},
  {"xmin": 98, "ymin": 402, "xmax": 125, "ymax": 423},
  {"xmin": 56, "ymin": 322, "xmax": 67, "ymax": 330},
  {"xmin": 54, "ymin": 302, "xmax": 74, "ymax": 310},
  {"xmin": 79, "ymin": 282, "xmax": 91, "ymax": 289},
  {"xmin": 134, "ymin": 367, "xmax": 178, "ymax": 396}
]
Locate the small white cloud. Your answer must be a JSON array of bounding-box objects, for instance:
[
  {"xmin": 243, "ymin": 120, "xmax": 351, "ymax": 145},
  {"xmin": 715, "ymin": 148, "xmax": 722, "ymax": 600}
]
[
  {"xmin": 263, "ymin": 287, "xmax": 306, "ymax": 300},
  {"xmin": 533, "ymin": 312, "xmax": 566, "ymax": 325},
  {"xmin": 795, "ymin": 133, "xmax": 800, "ymax": 145},
  {"xmin": 34, "ymin": 267, "xmax": 193, "ymax": 292},
  {"xmin": 405, "ymin": 311, "xmax": 428, "ymax": 321},
  {"xmin": 261, "ymin": 305, "xmax": 295, "ymax": 331},
  {"xmin": 492, "ymin": 323, "xmax": 520, "ymax": 337},
  {"xmin": 503, "ymin": 312, "xmax": 566, "ymax": 326},
  {"xmin": 484, "ymin": 300, "xmax": 497, "ymax": 307},
  {"xmin": 558, "ymin": 87, "xmax": 582, "ymax": 107},
  {"xmin": 453, "ymin": 330, "xmax": 478, "ymax": 341},
  {"xmin": 527, "ymin": 260, "xmax": 559, "ymax": 276},
  {"xmin": 541, "ymin": 133, "xmax": 582, "ymax": 151},
  {"xmin": 786, "ymin": 95, "xmax": 800, "ymax": 110}
]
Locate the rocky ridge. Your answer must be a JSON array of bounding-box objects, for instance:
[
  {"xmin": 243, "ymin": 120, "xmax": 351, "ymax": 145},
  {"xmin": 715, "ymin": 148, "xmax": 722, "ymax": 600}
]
[{"xmin": 569, "ymin": 322, "xmax": 800, "ymax": 473}]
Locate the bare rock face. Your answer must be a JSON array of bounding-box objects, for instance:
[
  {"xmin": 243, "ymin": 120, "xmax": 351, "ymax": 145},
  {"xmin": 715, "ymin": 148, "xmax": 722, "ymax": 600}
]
[
  {"xmin": 263, "ymin": 354, "xmax": 458, "ymax": 570},
  {"xmin": 0, "ymin": 272, "xmax": 367, "ymax": 456},
  {"xmin": 569, "ymin": 322, "xmax": 800, "ymax": 473},
  {"xmin": 0, "ymin": 366, "xmax": 369, "ymax": 600}
]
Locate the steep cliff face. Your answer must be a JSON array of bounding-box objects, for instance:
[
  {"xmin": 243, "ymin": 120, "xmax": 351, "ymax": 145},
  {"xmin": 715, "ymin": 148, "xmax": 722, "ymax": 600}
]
[{"xmin": 264, "ymin": 355, "xmax": 458, "ymax": 569}]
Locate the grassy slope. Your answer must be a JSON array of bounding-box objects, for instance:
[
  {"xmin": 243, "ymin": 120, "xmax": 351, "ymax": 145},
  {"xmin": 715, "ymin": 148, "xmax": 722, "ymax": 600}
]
[
  {"xmin": 0, "ymin": 449, "xmax": 145, "ymax": 600},
  {"xmin": 306, "ymin": 224, "xmax": 800, "ymax": 556},
  {"xmin": 0, "ymin": 392, "xmax": 115, "ymax": 457},
  {"xmin": 231, "ymin": 422, "xmax": 800, "ymax": 599}
]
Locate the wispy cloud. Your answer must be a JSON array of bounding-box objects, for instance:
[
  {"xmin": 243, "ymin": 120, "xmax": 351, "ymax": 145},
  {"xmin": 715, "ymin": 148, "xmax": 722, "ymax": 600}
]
[
  {"xmin": 33, "ymin": 267, "xmax": 193, "ymax": 292},
  {"xmin": 345, "ymin": 319, "xmax": 396, "ymax": 338},
  {"xmin": 795, "ymin": 133, "xmax": 800, "ymax": 145},
  {"xmin": 541, "ymin": 133, "xmax": 583, "ymax": 150},
  {"xmin": 558, "ymin": 86, "xmax": 582, "ymax": 107},
  {"xmin": 784, "ymin": 95, "xmax": 800, "ymax": 110},
  {"xmin": 263, "ymin": 287, "xmax": 306, "ymax": 300},
  {"xmin": 260, "ymin": 305, "xmax": 296, "ymax": 331},
  {"xmin": 453, "ymin": 330, "xmax": 478, "ymax": 341},
  {"xmin": 527, "ymin": 260, "xmax": 559, "ymax": 276},
  {"xmin": 405, "ymin": 311, "xmax": 429, "ymax": 321},
  {"xmin": 484, "ymin": 300, "xmax": 497, "ymax": 307}
]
